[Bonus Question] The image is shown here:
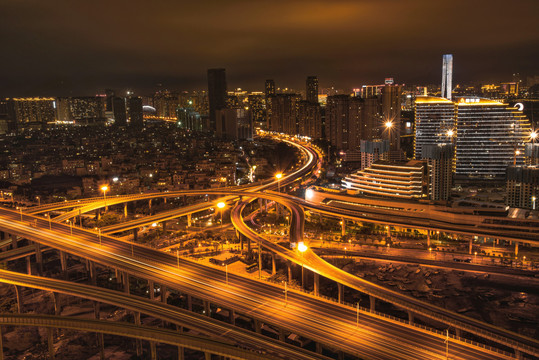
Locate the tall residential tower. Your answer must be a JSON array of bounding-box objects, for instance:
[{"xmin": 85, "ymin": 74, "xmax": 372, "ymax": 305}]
[{"xmin": 441, "ymin": 54, "xmax": 453, "ymax": 100}]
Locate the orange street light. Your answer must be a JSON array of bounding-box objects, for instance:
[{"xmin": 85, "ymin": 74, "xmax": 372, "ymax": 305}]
[
  {"xmin": 217, "ymin": 201, "xmax": 226, "ymax": 224},
  {"xmin": 446, "ymin": 129, "xmax": 454, "ymax": 137},
  {"xmin": 276, "ymin": 172, "xmax": 283, "ymax": 192},
  {"xmin": 385, "ymin": 121, "xmax": 393, "ymax": 129},
  {"xmin": 297, "ymin": 242, "xmax": 308, "ymax": 253}
]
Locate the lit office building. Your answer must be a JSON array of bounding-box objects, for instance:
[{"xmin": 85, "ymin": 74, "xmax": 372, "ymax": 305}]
[
  {"xmin": 177, "ymin": 107, "xmax": 203, "ymax": 131},
  {"xmin": 422, "ymin": 144, "xmax": 453, "ymax": 201},
  {"xmin": 297, "ymin": 100, "xmax": 322, "ymax": 139},
  {"xmin": 506, "ymin": 166, "xmax": 539, "ymax": 210},
  {"xmin": 414, "ymin": 96, "xmax": 457, "ymax": 159},
  {"xmin": 247, "ymin": 94, "xmax": 265, "ymax": 129},
  {"xmin": 306, "ymin": 76, "xmax": 319, "ymax": 104},
  {"xmin": 342, "ymin": 160, "xmax": 428, "ymax": 199},
  {"xmin": 326, "ymin": 95, "xmax": 362, "ymax": 150},
  {"xmin": 11, "ymin": 97, "xmax": 56, "ymax": 130},
  {"xmin": 127, "ymin": 96, "xmax": 144, "ymax": 127},
  {"xmin": 268, "ymin": 94, "xmax": 300, "ymax": 135},
  {"xmin": 216, "ymin": 108, "xmax": 253, "ymax": 140},
  {"xmin": 455, "ymin": 98, "xmax": 531, "ymax": 179},
  {"xmin": 441, "ymin": 54, "xmax": 453, "ymax": 100}
]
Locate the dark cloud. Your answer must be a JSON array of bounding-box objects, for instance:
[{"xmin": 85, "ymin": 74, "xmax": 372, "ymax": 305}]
[{"xmin": 0, "ymin": 0, "xmax": 537, "ymax": 96}]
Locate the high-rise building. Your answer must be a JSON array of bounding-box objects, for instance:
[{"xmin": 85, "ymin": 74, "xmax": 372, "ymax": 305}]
[
  {"xmin": 265, "ymin": 80, "xmax": 276, "ymax": 130},
  {"xmin": 268, "ymin": 94, "xmax": 300, "ymax": 135},
  {"xmin": 506, "ymin": 166, "xmax": 539, "ymax": 209},
  {"xmin": 10, "ymin": 97, "xmax": 56, "ymax": 130},
  {"xmin": 112, "ymin": 97, "xmax": 127, "ymax": 126},
  {"xmin": 360, "ymin": 139, "xmax": 389, "ymax": 170},
  {"xmin": 0, "ymin": 99, "xmax": 16, "ymax": 134},
  {"xmin": 297, "ymin": 101, "xmax": 322, "ymax": 139},
  {"xmin": 207, "ymin": 68, "xmax": 227, "ymax": 131},
  {"xmin": 247, "ymin": 94, "xmax": 265, "ymax": 129},
  {"xmin": 361, "ymin": 97, "xmax": 382, "ymax": 140},
  {"xmin": 441, "ymin": 54, "xmax": 453, "ymax": 100},
  {"xmin": 455, "ymin": 98, "xmax": 531, "ymax": 179},
  {"xmin": 127, "ymin": 96, "xmax": 143, "ymax": 127},
  {"xmin": 414, "ymin": 96, "xmax": 457, "ymax": 160},
  {"xmin": 153, "ymin": 91, "xmax": 179, "ymax": 119},
  {"xmin": 177, "ymin": 107, "xmax": 203, "ymax": 131},
  {"xmin": 306, "ymin": 76, "xmax": 318, "ymax": 104},
  {"xmin": 422, "ymin": 144, "xmax": 453, "ymax": 201},
  {"xmin": 381, "ymin": 83, "xmax": 402, "ymax": 151},
  {"xmin": 325, "ymin": 95, "xmax": 363, "ymax": 151},
  {"xmin": 216, "ymin": 108, "xmax": 253, "ymax": 140},
  {"xmin": 265, "ymin": 79, "xmax": 275, "ymax": 97},
  {"xmin": 56, "ymin": 97, "xmax": 106, "ymax": 123}
]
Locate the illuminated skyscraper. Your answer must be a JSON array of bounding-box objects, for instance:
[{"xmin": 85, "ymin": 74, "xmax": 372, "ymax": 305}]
[
  {"xmin": 441, "ymin": 54, "xmax": 453, "ymax": 100},
  {"xmin": 127, "ymin": 96, "xmax": 143, "ymax": 127},
  {"xmin": 455, "ymin": 98, "xmax": 531, "ymax": 179},
  {"xmin": 207, "ymin": 68, "xmax": 227, "ymax": 131},
  {"xmin": 10, "ymin": 97, "xmax": 56, "ymax": 130},
  {"xmin": 326, "ymin": 95, "xmax": 362, "ymax": 150},
  {"xmin": 414, "ymin": 96, "xmax": 457, "ymax": 159},
  {"xmin": 306, "ymin": 76, "xmax": 318, "ymax": 103},
  {"xmin": 268, "ymin": 94, "xmax": 300, "ymax": 135},
  {"xmin": 297, "ymin": 100, "xmax": 322, "ymax": 139}
]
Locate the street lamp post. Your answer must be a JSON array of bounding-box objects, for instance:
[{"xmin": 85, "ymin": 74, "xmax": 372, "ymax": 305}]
[
  {"xmin": 36, "ymin": 196, "xmax": 40, "ymax": 206},
  {"xmin": 101, "ymin": 185, "xmax": 108, "ymax": 211},
  {"xmin": 275, "ymin": 173, "xmax": 283, "ymax": 192}
]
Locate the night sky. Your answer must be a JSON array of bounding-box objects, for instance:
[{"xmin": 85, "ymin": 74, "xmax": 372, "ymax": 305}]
[{"xmin": 1, "ymin": 0, "xmax": 538, "ymax": 96}]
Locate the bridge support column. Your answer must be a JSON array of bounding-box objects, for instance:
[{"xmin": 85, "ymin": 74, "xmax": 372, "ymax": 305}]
[
  {"xmin": 177, "ymin": 346, "xmax": 184, "ymax": 360},
  {"xmin": 124, "ymin": 272, "xmax": 130, "ymax": 294},
  {"xmin": 254, "ymin": 319, "xmax": 261, "ymax": 333},
  {"xmin": 11, "ymin": 235, "xmax": 17, "ymax": 249},
  {"xmin": 97, "ymin": 333, "xmax": 105, "ymax": 360},
  {"xmin": 15, "ymin": 286, "xmax": 23, "ymax": 313},
  {"xmin": 150, "ymin": 341, "xmax": 157, "ymax": 360},
  {"xmin": 52, "ymin": 292, "xmax": 60, "ymax": 315},
  {"xmin": 148, "ymin": 199, "xmax": 152, "ymax": 215},
  {"xmin": 314, "ymin": 272, "xmax": 319, "ymax": 296},
  {"xmin": 258, "ymin": 245, "xmax": 262, "ymax": 279},
  {"xmin": 204, "ymin": 352, "xmax": 211, "ymax": 360},
  {"xmin": 124, "ymin": 203, "xmax": 128, "ymax": 217},
  {"xmin": 96, "ymin": 209, "xmax": 100, "ymax": 220},
  {"xmin": 149, "ymin": 280, "xmax": 154, "ymax": 300},
  {"xmin": 35, "ymin": 242, "xmax": 43, "ymax": 275},
  {"xmin": 187, "ymin": 295, "xmax": 192, "ymax": 311},
  {"xmin": 386, "ymin": 225, "xmax": 391, "ymax": 238},
  {"xmin": 265, "ymin": 199, "xmax": 268, "ymax": 213},
  {"xmin": 515, "ymin": 242, "xmax": 519, "ymax": 257},
  {"xmin": 162, "ymin": 221, "xmax": 167, "ymax": 234},
  {"xmin": 89, "ymin": 261, "xmax": 97, "ymax": 286},
  {"xmin": 301, "ymin": 265, "xmax": 306, "ymax": 289},
  {"xmin": 279, "ymin": 328, "xmax": 286, "ymax": 342},
  {"xmin": 203, "ymin": 300, "xmax": 210, "ymax": 316},
  {"xmin": 369, "ymin": 295, "xmax": 376, "ymax": 311},
  {"xmin": 287, "ymin": 261, "xmax": 292, "ymax": 284},
  {"xmin": 48, "ymin": 327, "xmax": 55, "ymax": 360},
  {"xmin": 407, "ymin": 310, "xmax": 414, "ymax": 324},
  {"xmin": 93, "ymin": 301, "xmax": 100, "ymax": 320},
  {"xmin": 338, "ymin": 283, "xmax": 344, "ymax": 304},
  {"xmin": 341, "ymin": 218, "xmax": 346, "ymax": 236},
  {"xmin": 427, "ymin": 230, "xmax": 431, "ymax": 247},
  {"xmin": 515, "ymin": 349, "xmax": 522, "ymax": 360},
  {"xmin": 59, "ymin": 250, "xmax": 67, "ymax": 280},
  {"xmin": 316, "ymin": 342, "xmax": 323, "ymax": 354},
  {"xmin": 468, "ymin": 237, "xmax": 473, "ymax": 255},
  {"xmin": 0, "ymin": 325, "xmax": 3, "ymax": 360},
  {"xmin": 161, "ymin": 285, "xmax": 167, "ymax": 303},
  {"xmin": 25, "ymin": 255, "xmax": 32, "ymax": 275},
  {"xmin": 338, "ymin": 351, "xmax": 344, "ymax": 360},
  {"xmin": 133, "ymin": 228, "xmax": 138, "ymax": 243},
  {"xmin": 187, "ymin": 213, "xmax": 191, "ymax": 227},
  {"xmin": 135, "ymin": 312, "xmax": 143, "ymax": 356},
  {"xmin": 455, "ymin": 328, "xmax": 462, "ymax": 338},
  {"xmin": 271, "ymin": 253, "xmax": 276, "ymax": 275},
  {"xmin": 229, "ymin": 309, "xmax": 235, "ymax": 325}
]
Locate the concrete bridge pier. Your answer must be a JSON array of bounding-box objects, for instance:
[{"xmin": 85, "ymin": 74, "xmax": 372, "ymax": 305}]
[
  {"xmin": 316, "ymin": 342, "xmax": 323, "ymax": 354},
  {"xmin": 341, "ymin": 218, "xmax": 346, "ymax": 236},
  {"xmin": 301, "ymin": 265, "xmax": 306, "ymax": 289},
  {"xmin": 14, "ymin": 285, "xmax": 24, "ymax": 313},
  {"xmin": 135, "ymin": 312, "xmax": 143, "ymax": 357},
  {"xmin": 455, "ymin": 328, "xmax": 462, "ymax": 338},
  {"xmin": 203, "ymin": 300, "xmax": 210, "ymax": 316},
  {"xmin": 133, "ymin": 228, "xmax": 138, "ymax": 243},
  {"xmin": 187, "ymin": 213, "xmax": 192, "ymax": 227},
  {"xmin": 386, "ymin": 225, "xmax": 391, "ymax": 238},
  {"xmin": 124, "ymin": 203, "xmax": 128, "ymax": 217},
  {"xmin": 177, "ymin": 346, "xmax": 184, "ymax": 360},
  {"xmin": 229, "ymin": 309, "xmax": 235, "ymax": 325},
  {"xmin": 149, "ymin": 280, "xmax": 155, "ymax": 300},
  {"xmin": 271, "ymin": 253, "xmax": 276, "ymax": 275},
  {"xmin": 11, "ymin": 234, "xmax": 17, "ymax": 249},
  {"xmin": 187, "ymin": 295, "xmax": 193, "ymax": 311},
  {"xmin": 515, "ymin": 242, "xmax": 519, "ymax": 257},
  {"xmin": 426, "ymin": 230, "xmax": 431, "ymax": 247},
  {"xmin": 162, "ymin": 221, "xmax": 167, "ymax": 234},
  {"xmin": 279, "ymin": 328, "xmax": 286, "ymax": 342},
  {"xmin": 150, "ymin": 341, "xmax": 157, "ymax": 360},
  {"xmin": 93, "ymin": 301, "xmax": 100, "ymax": 320},
  {"xmin": 89, "ymin": 261, "xmax": 97, "ymax": 286},
  {"xmin": 97, "ymin": 333, "xmax": 105, "ymax": 360},
  {"xmin": 287, "ymin": 261, "xmax": 292, "ymax": 284},
  {"xmin": 48, "ymin": 327, "xmax": 55, "ymax": 360},
  {"xmin": 59, "ymin": 250, "xmax": 67, "ymax": 280},
  {"xmin": 204, "ymin": 352, "xmax": 211, "ymax": 360},
  {"xmin": 123, "ymin": 272, "xmax": 130, "ymax": 294},
  {"xmin": 408, "ymin": 310, "xmax": 414, "ymax": 324},
  {"xmin": 25, "ymin": 256, "xmax": 32, "ymax": 275},
  {"xmin": 161, "ymin": 285, "xmax": 167, "ymax": 303},
  {"xmin": 0, "ymin": 325, "xmax": 3, "ymax": 360},
  {"xmin": 338, "ymin": 283, "xmax": 344, "ymax": 304},
  {"xmin": 313, "ymin": 272, "xmax": 320, "ymax": 296},
  {"xmin": 369, "ymin": 295, "xmax": 376, "ymax": 311},
  {"xmin": 469, "ymin": 237, "xmax": 473, "ymax": 255},
  {"xmin": 35, "ymin": 242, "xmax": 43, "ymax": 275},
  {"xmin": 148, "ymin": 199, "xmax": 152, "ymax": 215},
  {"xmin": 52, "ymin": 292, "xmax": 60, "ymax": 315},
  {"xmin": 254, "ymin": 319, "xmax": 262, "ymax": 333}
]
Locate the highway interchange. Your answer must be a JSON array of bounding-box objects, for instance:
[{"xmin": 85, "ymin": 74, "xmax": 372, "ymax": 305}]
[{"xmin": 0, "ymin": 135, "xmax": 538, "ymax": 359}]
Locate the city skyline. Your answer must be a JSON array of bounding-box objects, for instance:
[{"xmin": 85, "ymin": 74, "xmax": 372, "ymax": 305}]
[{"xmin": 1, "ymin": 0, "xmax": 538, "ymax": 96}]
